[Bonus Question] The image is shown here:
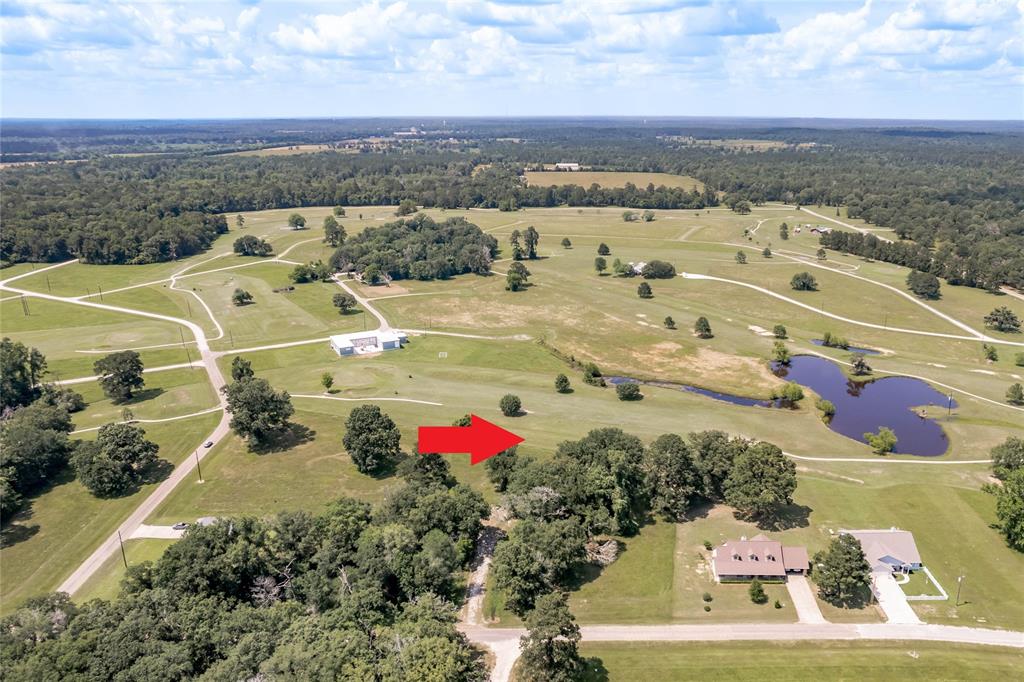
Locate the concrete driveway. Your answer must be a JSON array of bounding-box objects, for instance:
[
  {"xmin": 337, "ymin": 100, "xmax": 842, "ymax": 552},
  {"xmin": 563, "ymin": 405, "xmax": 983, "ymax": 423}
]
[
  {"xmin": 786, "ymin": 574, "xmax": 827, "ymax": 624},
  {"xmin": 872, "ymin": 571, "xmax": 922, "ymax": 624}
]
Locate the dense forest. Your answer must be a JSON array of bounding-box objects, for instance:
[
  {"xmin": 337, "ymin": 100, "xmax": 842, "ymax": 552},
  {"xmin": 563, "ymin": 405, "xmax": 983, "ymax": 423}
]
[
  {"xmin": 1, "ymin": 473, "xmax": 490, "ymax": 679},
  {"xmin": 2, "ymin": 119, "xmax": 1021, "ymax": 288}
]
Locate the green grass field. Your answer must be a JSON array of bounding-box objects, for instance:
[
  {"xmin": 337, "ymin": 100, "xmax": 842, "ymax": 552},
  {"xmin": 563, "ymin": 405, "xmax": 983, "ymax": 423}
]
[{"xmin": 576, "ymin": 641, "xmax": 1024, "ymax": 681}]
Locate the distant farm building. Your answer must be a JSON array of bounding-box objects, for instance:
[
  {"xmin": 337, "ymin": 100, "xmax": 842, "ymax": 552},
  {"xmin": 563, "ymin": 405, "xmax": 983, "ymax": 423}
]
[
  {"xmin": 843, "ymin": 528, "xmax": 922, "ymax": 575},
  {"xmin": 712, "ymin": 534, "xmax": 809, "ymax": 582},
  {"xmin": 809, "ymin": 225, "xmax": 832, "ymax": 235},
  {"xmin": 553, "ymin": 162, "xmax": 581, "ymax": 171},
  {"xmin": 628, "ymin": 261, "xmax": 647, "ymax": 275},
  {"xmin": 330, "ymin": 331, "xmax": 408, "ymax": 356}
]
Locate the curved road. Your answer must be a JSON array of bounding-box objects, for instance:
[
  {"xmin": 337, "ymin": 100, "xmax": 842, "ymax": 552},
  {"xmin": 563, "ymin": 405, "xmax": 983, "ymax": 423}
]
[{"xmin": 0, "ymin": 260, "xmax": 232, "ymax": 596}]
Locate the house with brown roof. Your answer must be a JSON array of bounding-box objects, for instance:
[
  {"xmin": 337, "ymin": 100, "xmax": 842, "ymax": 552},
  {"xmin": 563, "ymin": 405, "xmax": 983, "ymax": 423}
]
[
  {"xmin": 711, "ymin": 534, "xmax": 809, "ymax": 582},
  {"xmin": 842, "ymin": 528, "xmax": 922, "ymax": 575}
]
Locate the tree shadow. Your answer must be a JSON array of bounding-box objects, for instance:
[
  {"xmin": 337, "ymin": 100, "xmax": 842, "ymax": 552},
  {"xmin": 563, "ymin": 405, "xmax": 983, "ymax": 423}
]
[
  {"xmin": 564, "ymin": 541, "xmax": 629, "ymax": 592},
  {"xmin": 119, "ymin": 387, "xmax": 165, "ymax": 405},
  {"xmin": 750, "ymin": 503, "xmax": 813, "ymax": 531},
  {"xmin": 681, "ymin": 500, "xmax": 714, "ymax": 522},
  {"xmin": 1, "ymin": 499, "xmax": 40, "ymax": 548},
  {"xmin": 821, "ymin": 583, "xmax": 874, "ymax": 609},
  {"xmin": 137, "ymin": 458, "xmax": 175, "ymax": 486},
  {"xmin": 581, "ymin": 657, "xmax": 609, "ymax": 682},
  {"xmin": 249, "ymin": 422, "xmax": 317, "ymax": 455}
]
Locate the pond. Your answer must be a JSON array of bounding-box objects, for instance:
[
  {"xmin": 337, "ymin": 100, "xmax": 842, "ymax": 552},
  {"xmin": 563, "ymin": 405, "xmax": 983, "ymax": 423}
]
[
  {"xmin": 773, "ymin": 355, "xmax": 956, "ymax": 456},
  {"xmin": 609, "ymin": 354, "xmax": 956, "ymax": 456}
]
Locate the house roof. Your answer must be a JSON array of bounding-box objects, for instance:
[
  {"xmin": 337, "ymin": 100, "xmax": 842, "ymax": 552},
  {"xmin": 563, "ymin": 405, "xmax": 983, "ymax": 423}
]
[
  {"xmin": 843, "ymin": 529, "xmax": 921, "ymax": 572},
  {"xmin": 712, "ymin": 535, "xmax": 808, "ymax": 577},
  {"xmin": 329, "ymin": 330, "xmax": 407, "ymax": 349}
]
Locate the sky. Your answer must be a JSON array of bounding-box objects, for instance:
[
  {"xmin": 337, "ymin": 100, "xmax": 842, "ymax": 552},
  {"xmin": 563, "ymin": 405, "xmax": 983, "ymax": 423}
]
[{"xmin": 1, "ymin": 0, "xmax": 1022, "ymax": 120}]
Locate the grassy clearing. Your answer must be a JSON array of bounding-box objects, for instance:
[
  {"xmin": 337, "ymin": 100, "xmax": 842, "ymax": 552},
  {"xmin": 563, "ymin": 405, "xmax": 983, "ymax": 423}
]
[
  {"xmin": 525, "ymin": 171, "xmax": 704, "ymax": 191},
  {"xmin": 0, "ymin": 412, "xmax": 221, "ymax": 613},
  {"xmin": 223, "ymin": 144, "xmax": 335, "ymax": 157},
  {"xmin": 70, "ymin": 366, "xmax": 217, "ymax": 430},
  {"xmin": 577, "ymin": 640, "xmax": 1024, "ymax": 681},
  {"xmin": 76, "ymin": 539, "xmax": 177, "ymax": 603}
]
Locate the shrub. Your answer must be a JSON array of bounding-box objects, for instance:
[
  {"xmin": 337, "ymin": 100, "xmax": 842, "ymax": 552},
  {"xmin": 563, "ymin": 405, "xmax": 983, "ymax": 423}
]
[
  {"xmin": 694, "ymin": 316, "xmax": 713, "ymax": 339},
  {"xmin": 749, "ymin": 579, "xmax": 768, "ymax": 604},
  {"xmin": 790, "ymin": 272, "xmax": 818, "ymax": 291},
  {"xmin": 702, "ymin": 592, "xmax": 713, "ymax": 602},
  {"xmin": 637, "ymin": 282, "xmax": 653, "ymax": 298},
  {"xmin": 500, "ymin": 393, "xmax": 522, "ymax": 416},
  {"xmin": 703, "ymin": 605, "xmax": 711, "ymax": 612},
  {"xmin": 816, "ymin": 398, "xmax": 836, "ymax": 419},
  {"xmin": 703, "ymin": 540, "xmax": 713, "ymax": 551},
  {"xmin": 554, "ymin": 374, "xmax": 571, "ymax": 393},
  {"xmin": 774, "ymin": 599, "xmax": 783, "ymax": 609},
  {"xmin": 615, "ymin": 382, "xmax": 642, "ymax": 401},
  {"xmin": 773, "ymin": 324, "xmax": 787, "ymax": 339}
]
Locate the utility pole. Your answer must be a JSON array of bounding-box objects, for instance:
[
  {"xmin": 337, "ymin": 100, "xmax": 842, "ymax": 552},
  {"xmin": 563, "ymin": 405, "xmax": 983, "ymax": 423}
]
[
  {"xmin": 947, "ymin": 394, "xmax": 954, "ymax": 419},
  {"xmin": 186, "ymin": 299, "xmax": 192, "ymax": 317},
  {"xmin": 229, "ymin": 330, "xmax": 234, "ymax": 348},
  {"xmin": 955, "ymin": 572, "xmax": 964, "ymax": 606},
  {"xmin": 98, "ymin": 285, "xmax": 103, "ymax": 301},
  {"xmin": 46, "ymin": 275, "xmax": 52, "ymax": 293},
  {"xmin": 195, "ymin": 450, "xmax": 204, "ymax": 483},
  {"xmin": 184, "ymin": 346, "xmax": 193, "ymax": 370},
  {"xmin": 20, "ymin": 295, "xmax": 29, "ymax": 316},
  {"xmin": 179, "ymin": 327, "xmax": 187, "ymax": 346},
  {"xmin": 117, "ymin": 530, "xmax": 128, "ymax": 569}
]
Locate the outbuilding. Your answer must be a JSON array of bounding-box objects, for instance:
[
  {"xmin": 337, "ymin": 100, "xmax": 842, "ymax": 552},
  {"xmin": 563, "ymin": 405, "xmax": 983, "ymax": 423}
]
[{"xmin": 329, "ymin": 330, "xmax": 408, "ymax": 356}]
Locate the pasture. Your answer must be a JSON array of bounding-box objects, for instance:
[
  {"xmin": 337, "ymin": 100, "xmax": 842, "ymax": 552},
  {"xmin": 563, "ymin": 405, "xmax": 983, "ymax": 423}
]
[
  {"xmin": 3, "ymin": 202, "xmax": 1023, "ymax": 630},
  {"xmin": 524, "ymin": 171, "xmax": 704, "ymax": 191}
]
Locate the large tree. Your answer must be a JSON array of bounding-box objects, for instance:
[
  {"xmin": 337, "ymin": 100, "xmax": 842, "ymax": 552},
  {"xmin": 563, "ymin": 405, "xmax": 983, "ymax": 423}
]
[
  {"xmin": 645, "ymin": 433, "xmax": 700, "ymax": 521},
  {"xmin": 343, "ymin": 404, "xmax": 401, "ymax": 474},
  {"xmin": 813, "ymin": 534, "xmax": 872, "ymax": 605},
  {"xmin": 985, "ymin": 306, "xmax": 1021, "ymax": 333},
  {"xmin": 517, "ymin": 592, "xmax": 585, "ymax": 682},
  {"xmin": 0, "ymin": 402, "xmax": 74, "ymax": 518},
  {"xmin": 906, "ymin": 270, "xmax": 940, "ymax": 299},
  {"xmin": 996, "ymin": 468, "xmax": 1024, "ymax": 552},
  {"xmin": 991, "ymin": 437, "xmax": 1024, "ymax": 481},
  {"xmin": 641, "ymin": 260, "xmax": 676, "ymax": 279},
  {"xmin": 72, "ymin": 422, "xmax": 160, "ymax": 497},
  {"xmin": 230, "ymin": 355, "xmax": 254, "ymax": 381},
  {"xmin": 232, "ymin": 234, "xmax": 273, "ymax": 256},
  {"xmin": 221, "ymin": 377, "xmax": 294, "ymax": 446},
  {"xmin": 287, "ymin": 212, "xmax": 307, "ymax": 229},
  {"xmin": 724, "ymin": 442, "xmax": 797, "ymax": 520},
  {"xmin": 93, "ymin": 350, "xmax": 145, "ymax": 402},
  {"xmin": 790, "ymin": 272, "xmax": 818, "ymax": 291},
  {"xmin": 492, "ymin": 519, "xmax": 587, "ymax": 615},
  {"xmin": 1, "ymin": 338, "xmax": 47, "ymax": 410},
  {"xmin": 322, "ymin": 215, "xmax": 345, "ymax": 247},
  {"xmin": 523, "ymin": 226, "xmax": 540, "ymax": 259}
]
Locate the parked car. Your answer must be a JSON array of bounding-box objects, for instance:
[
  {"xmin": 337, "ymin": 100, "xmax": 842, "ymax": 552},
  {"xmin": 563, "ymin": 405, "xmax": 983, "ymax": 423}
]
[
  {"xmin": 172, "ymin": 522, "xmax": 189, "ymax": 530},
  {"xmin": 204, "ymin": 441, "xmax": 214, "ymax": 448}
]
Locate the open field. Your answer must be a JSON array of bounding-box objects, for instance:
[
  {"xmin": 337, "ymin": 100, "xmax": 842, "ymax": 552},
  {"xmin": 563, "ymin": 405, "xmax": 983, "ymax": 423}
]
[
  {"xmin": 222, "ymin": 144, "xmax": 335, "ymax": 157},
  {"xmin": 577, "ymin": 640, "xmax": 1024, "ymax": 681},
  {"xmin": 3, "ymin": 203, "xmax": 1023, "ymax": 631},
  {"xmin": 524, "ymin": 171, "xmax": 704, "ymax": 191}
]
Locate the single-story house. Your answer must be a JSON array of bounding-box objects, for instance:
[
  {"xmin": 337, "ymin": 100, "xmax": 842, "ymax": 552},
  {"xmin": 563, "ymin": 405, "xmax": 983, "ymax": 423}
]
[
  {"xmin": 553, "ymin": 162, "xmax": 581, "ymax": 171},
  {"xmin": 711, "ymin": 534, "xmax": 809, "ymax": 582},
  {"xmin": 843, "ymin": 528, "xmax": 922, "ymax": 574},
  {"xmin": 330, "ymin": 331, "xmax": 408, "ymax": 356}
]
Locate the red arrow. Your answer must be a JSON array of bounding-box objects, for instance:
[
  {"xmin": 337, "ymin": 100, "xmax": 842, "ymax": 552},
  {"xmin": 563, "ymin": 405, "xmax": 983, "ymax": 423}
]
[{"xmin": 418, "ymin": 414, "xmax": 524, "ymax": 465}]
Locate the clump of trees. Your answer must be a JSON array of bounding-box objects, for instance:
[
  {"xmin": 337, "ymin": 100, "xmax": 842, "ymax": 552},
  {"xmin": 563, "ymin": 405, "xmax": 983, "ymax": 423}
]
[
  {"xmin": 864, "ymin": 426, "xmax": 897, "ymax": 455},
  {"xmin": 615, "ymin": 382, "xmax": 642, "ymax": 401},
  {"xmin": 289, "ymin": 260, "xmax": 332, "ymax": 283},
  {"xmin": 906, "ymin": 270, "xmax": 940, "ymax": 299},
  {"xmin": 233, "ymin": 234, "xmax": 273, "ymax": 257},
  {"xmin": 322, "ymin": 215, "xmax": 345, "ymax": 247},
  {"xmin": 996, "ymin": 468, "xmax": 1024, "ymax": 552},
  {"xmin": 94, "ymin": 351, "xmax": 145, "ymax": 402},
  {"xmin": 985, "ymin": 306, "xmax": 1021, "ymax": 333},
  {"xmin": 221, "ymin": 375, "xmax": 295, "ymax": 448},
  {"xmin": 1007, "ymin": 383, "xmax": 1024, "ymax": 405},
  {"xmin": 771, "ymin": 341, "xmax": 791, "ymax": 364},
  {"xmin": 332, "ymin": 292, "xmax": 357, "ymax": 314},
  {"xmin": 790, "ymin": 272, "xmax": 818, "ymax": 291},
  {"xmin": 641, "ymin": 260, "xmax": 676, "ymax": 279},
  {"xmin": 820, "ymin": 331, "xmax": 849, "ymax": 349},
  {"xmin": 500, "ymin": 394, "xmax": 522, "ymax": 416},
  {"xmin": 991, "ymin": 437, "xmax": 1024, "ymax": 481},
  {"xmin": 231, "ymin": 288, "xmax": 253, "ymax": 306},
  {"xmin": 71, "ymin": 423, "xmax": 160, "ymax": 497},
  {"xmin": 343, "ymin": 404, "xmax": 402, "ymax": 474},
  {"xmin": 506, "ymin": 261, "xmax": 531, "ymax": 291},
  {"xmin": 330, "ymin": 214, "xmax": 497, "ymax": 281},
  {"xmin": 851, "ymin": 352, "xmax": 871, "ymax": 375},
  {"xmin": 0, "ymin": 492, "xmax": 488, "ymax": 679},
  {"xmin": 0, "ymin": 401, "xmax": 74, "ymax": 519},
  {"xmin": 1, "ymin": 338, "xmax": 48, "ymax": 410},
  {"xmin": 813, "ymin": 534, "xmax": 871, "ymax": 605}
]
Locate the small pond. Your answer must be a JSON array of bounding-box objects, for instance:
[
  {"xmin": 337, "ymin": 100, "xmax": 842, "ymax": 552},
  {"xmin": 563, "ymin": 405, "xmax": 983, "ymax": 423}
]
[
  {"xmin": 773, "ymin": 355, "xmax": 956, "ymax": 457},
  {"xmin": 809, "ymin": 339, "xmax": 881, "ymax": 355},
  {"xmin": 609, "ymin": 354, "xmax": 956, "ymax": 456}
]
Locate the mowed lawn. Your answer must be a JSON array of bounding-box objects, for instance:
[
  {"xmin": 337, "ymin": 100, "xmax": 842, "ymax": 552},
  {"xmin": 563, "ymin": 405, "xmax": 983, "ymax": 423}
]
[
  {"xmin": 524, "ymin": 171, "xmax": 704, "ymax": 191},
  {"xmin": 75, "ymin": 538, "xmax": 177, "ymax": 603},
  {"xmin": 577, "ymin": 641, "xmax": 1024, "ymax": 681},
  {"xmin": 0, "ymin": 412, "xmax": 221, "ymax": 614}
]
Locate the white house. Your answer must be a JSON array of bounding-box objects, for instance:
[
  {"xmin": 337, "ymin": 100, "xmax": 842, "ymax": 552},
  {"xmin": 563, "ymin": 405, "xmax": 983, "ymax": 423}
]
[
  {"xmin": 330, "ymin": 331, "xmax": 408, "ymax": 356},
  {"xmin": 553, "ymin": 162, "xmax": 581, "ymax": 171},
  {"xmin": 843, "ymin": 528, "xmax": 922, "ymax": 574}
]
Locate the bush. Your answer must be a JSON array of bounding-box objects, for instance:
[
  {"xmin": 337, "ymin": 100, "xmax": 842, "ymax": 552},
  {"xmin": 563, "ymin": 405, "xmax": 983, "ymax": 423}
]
[
  {"xmin": 231, "ymin": 288, "xmax": 253, "ymax": 306},
  {"xmin": 773, "ymin": 324, "xmax": 787, "ymax": 339},
  {"xmin": 637, "ymin": 281, "xmax": 653, "ymax": 298},
  {"xmin": 641, "ymin": 260, "xmax": 676, "ymax": 279},
  {"xmin": 816, "ymin": 398, "xmax": 836, "ymax": 419},
  {"xmin": 500, "ymin": 393, "xmax": 522, "ymax": 416},
  {"xmin": 702, "ymin": 592, "xmax": 713, "ymax": 602},
  {"xmin": 694, "ymin": 316, "xmax": 713, "ymax": 339},
  {"xmin": 703, "ymin": 605, "xmax": 711, "ymax": 612},
  {"xmin": 703, "ymin": 540, "xmax": 713, "ymax": 551},
  {"xmin": 774, "ymin": 599, "xmax": 783, "ymax": 609},
  {"xmin": 615, "ymin": 382, "xmax": 642, "ymax": 401},
  {"xmin": 582, "ymin": 362, "xmax": 604, "ymax": 387},
  {"xmin": 554, "ymin": 374, "xmax": 571, "ymax": 393},
  {"xmin": 749, "ymin": 579, "xmax": 768, "ymax": 604},
  {"xmin": 790, "ymin": 272, "xmax": 818, "ymax": 291}
]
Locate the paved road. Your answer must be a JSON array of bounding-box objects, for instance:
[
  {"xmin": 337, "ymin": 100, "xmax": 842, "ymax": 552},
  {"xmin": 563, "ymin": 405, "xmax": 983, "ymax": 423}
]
[
  {"xmin": 0, "ymin": 260, "xmax": 232, "ymax": 597},
  {"xmin": 462, "ymin": 622, "xmax": 1024, "ymax": 681}
]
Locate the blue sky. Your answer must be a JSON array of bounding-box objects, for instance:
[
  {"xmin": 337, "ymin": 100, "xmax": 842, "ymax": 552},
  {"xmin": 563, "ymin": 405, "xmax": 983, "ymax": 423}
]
[{"xmin": 2, "ymin": 0, "xmax": 1022, "ymax": 120}]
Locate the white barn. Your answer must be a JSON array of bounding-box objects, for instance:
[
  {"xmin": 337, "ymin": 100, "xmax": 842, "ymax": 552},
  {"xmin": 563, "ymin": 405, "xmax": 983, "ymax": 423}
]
[{"xmin": 330, "ymin": 331, "xmax": 408, "ymax": 356}]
